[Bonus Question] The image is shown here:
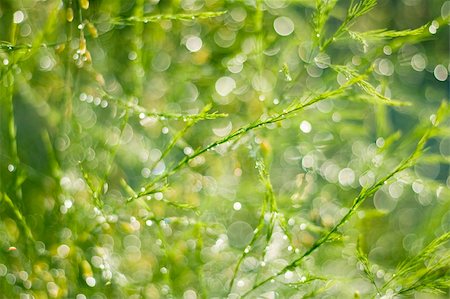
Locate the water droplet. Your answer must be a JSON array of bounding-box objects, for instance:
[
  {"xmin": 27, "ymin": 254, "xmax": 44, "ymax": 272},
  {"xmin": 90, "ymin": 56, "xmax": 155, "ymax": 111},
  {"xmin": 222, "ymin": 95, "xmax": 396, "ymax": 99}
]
[
  {"xmin": 185, "ymin": 36, "xmax": 202, "ymax": 52},
  {"xmin": 299, "ymin": 120, "xmax": 312, "ymax": 133},
  {"xmin": 411, "ymin": 53, "xmax": 427, "ymax": 71},
  {"xmin": 85, "ymin": 276, "xmax": 96, "ymax": 287},
  {"xmin": 338, "ymin": 168, "xmax": 355, "ymax": 186},
  {"xmin": 284, "ymin": 271, "xmax": 294, "ymax": 279},
  {"xmin": 141, "ymin": 168, "xmax": 151, "ymax": 178},
  {"xmin": 412, "ymin": 180, "xmax": 424, "ymax": 194},
  {"xmin": 162, "ymin": 127, "xmax": 169, "ymax": 134},
  {"xmin": 215, "ymin": 76, "xmax": 236, "ymax": 97},
  {"xmin": 376, "ymin": 137, "xmax": 385, "ymax": 148},
  {"xmin": 57, "ymin": 244, "xmax": 70, "ymax": 258},
  {"xmin": 128, "ymin": 51, "xmax": 137, "ymax": 61},
  {"xmin": 154, "ymin": 192, "xmax": 163, "ymax": 200},
  {"xmin": 233, "ymin": 202, "xmax": 242, "ymax": 211},
  {"xmin": 434, "ymin": 64, "xmax": 448, "ymax": 81},
  {"xmin": 273, "ymin": 16, "xmax": 294, "ymax": 36},
  {"xmin": 183, "ymin": 147, "xmax": 193, "ymax": 155},
  {"xmin": 7, "ymin": 164, "xmax": 15, "ymax": 172},
  {"xmin": 100, "ymin": 100, "xmax": 108, "ymax": 108},
  {"xmin": 13, "ymin": 11, "xmax": 25, "ymax": 24}
]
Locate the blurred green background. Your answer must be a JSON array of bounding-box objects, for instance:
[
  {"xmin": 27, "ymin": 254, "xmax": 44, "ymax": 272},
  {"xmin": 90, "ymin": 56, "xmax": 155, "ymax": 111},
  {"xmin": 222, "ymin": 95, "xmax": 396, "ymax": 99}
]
[{"xmin": 0, "ymin": 0, "xmax": 449, "ymax": 298}]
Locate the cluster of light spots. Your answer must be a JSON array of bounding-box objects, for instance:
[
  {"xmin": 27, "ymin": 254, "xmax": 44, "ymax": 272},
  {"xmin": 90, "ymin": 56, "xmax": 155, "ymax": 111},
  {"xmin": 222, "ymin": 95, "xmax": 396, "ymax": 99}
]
[
  {"xmin": 185, "ymin": 36, "xmax": 202, "ymax": 52},
  {"xmin": 434, "ymin": 64, "xmax": 448, "ymax": 81},
  {"xmin": 428, "ymin": 20, "xmax": 439, "ymax": 34},
  {"xmin": 129, "ymin": 216, "xmax": 141, "ymax": 231},
  {"xmin": 215, "ymin": 76, "xmax": 236, "ymax": 96},
  {"xmin": 299, "ymin": 120, "xmax": 312, "ymax": 133},
  {"xmin": 306, "ymin": 64, "xmax": 323, "ymax": 78},
  {"xmin": 214, "ymin": 28, "xmax": 237, "ymax": 48},
  {"xmin": 13, "ymin": 11, "xmax": 25, "ymax": 24},
  {"xmin": 211, "ymin": 235, "xmax": 227, "ymax": 253},
  {"xmin": 314, "ymin": 52, "xmax": 331, "ymax": 69},
  {"xmin": 233, "ymin": 201, "xmax": 242, "ymax": 211},
  {"xmin": 273, "ymin": 16, "xmax": 294, "ymax": 36},
  {"xmin": 79, "ymin": 93, "xmax": 108, "ymax": 108},
  {"xmin": 375, "ymin": 58, "xmax": 394, "ymax": 76},
  {"xmin": 227, "ymin": 54, "xmax": 246, "ymax": 74},
  {"xmin": 359, "ymin": 171, "xmax": 375, "ymax": 188},
  {"xmin": 374, "ymin": 189, "xmax": 397, "ymax": 212}
]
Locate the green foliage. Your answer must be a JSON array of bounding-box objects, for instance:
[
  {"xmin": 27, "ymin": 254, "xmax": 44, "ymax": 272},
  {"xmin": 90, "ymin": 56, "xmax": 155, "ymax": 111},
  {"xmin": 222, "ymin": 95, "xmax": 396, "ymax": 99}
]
[{"xmin": 0, "ymin": 0, "xmax": 449, "ymax": 298}]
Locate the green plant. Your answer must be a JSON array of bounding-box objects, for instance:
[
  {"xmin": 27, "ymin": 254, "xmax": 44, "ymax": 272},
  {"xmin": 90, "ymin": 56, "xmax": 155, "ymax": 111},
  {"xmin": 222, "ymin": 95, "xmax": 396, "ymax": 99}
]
[{"xmin": 0, "ymin": 0, "xmax": 449, "ymax": 298}]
